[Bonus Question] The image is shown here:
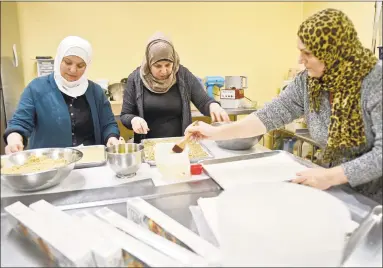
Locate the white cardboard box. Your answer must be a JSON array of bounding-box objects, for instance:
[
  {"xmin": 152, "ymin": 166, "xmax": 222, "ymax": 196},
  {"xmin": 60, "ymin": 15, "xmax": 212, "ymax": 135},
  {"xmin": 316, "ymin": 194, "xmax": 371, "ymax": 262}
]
[
  {"xmin": 29, "ymin": 200, "xmax": 122, "ymax": 267},
  {"xmin": 95, "ymin": 207, "xmax": 209, "ymax": 267},
  {"xmin": 5, "ymin": 201, "xmax": 94, "ymax": 267},
  {"xmin": 74, "ymin": 211, "xmax": 183, "ymax": 267},
  {"xmin": 125, "ymin": 197, "xmax": 222, "ymax": 266}
]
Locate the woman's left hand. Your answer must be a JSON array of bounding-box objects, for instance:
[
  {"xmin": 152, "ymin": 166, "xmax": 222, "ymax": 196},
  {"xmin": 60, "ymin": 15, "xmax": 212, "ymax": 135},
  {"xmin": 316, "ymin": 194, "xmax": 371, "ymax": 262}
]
[
  {"xmin": 291, "ymin": 166, "xmax": 348, "ymax": 190},
  {"xmin": 209, "ymin": 103, "xmax": 230, "ymax": 122},
  {"xmin": 107, "ymin": 137, "xmax": 120, "ymax": 147}
]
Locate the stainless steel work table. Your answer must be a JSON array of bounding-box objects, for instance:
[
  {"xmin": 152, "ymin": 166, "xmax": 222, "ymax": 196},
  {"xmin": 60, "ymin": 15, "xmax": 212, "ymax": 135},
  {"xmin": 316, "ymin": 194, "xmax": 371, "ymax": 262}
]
[{"xmin": 1, "ymin": 141, "xmax": 381, "ymax": 267}]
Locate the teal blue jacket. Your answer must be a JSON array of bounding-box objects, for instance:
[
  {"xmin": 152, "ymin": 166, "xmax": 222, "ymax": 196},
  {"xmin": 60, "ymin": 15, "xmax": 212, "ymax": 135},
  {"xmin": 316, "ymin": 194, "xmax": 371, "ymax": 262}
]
[{"xmin": 4, "ymin": 73, "xmax": 119, "ymax": 149}]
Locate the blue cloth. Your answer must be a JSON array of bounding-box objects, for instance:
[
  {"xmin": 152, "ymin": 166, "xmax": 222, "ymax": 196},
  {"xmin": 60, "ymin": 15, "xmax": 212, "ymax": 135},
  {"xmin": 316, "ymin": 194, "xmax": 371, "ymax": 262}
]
[{"xmin": 4, "ymin": 73, "xmax": 119, "ymax": 149}]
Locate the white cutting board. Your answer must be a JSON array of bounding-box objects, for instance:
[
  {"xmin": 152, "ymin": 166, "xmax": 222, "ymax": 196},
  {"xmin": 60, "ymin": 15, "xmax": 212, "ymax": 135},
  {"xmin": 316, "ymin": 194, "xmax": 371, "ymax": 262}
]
[{"xmin": 202, "ymin": 153, "xmax": 308, "ymax": 189}]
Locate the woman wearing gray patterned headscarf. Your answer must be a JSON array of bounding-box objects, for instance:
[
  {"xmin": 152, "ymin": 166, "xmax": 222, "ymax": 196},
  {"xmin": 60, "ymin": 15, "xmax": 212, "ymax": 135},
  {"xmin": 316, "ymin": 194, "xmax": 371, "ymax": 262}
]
[{"xmin": 120, "ymin": 32, "xmax": 229, "ymax": 143}]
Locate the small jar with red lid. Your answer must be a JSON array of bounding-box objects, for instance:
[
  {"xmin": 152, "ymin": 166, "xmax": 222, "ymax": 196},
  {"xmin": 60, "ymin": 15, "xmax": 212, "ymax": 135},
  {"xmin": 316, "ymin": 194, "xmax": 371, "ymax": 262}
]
[{"xmin": 190, "ymin": 164, "xmax": 203, "ymax": 175}]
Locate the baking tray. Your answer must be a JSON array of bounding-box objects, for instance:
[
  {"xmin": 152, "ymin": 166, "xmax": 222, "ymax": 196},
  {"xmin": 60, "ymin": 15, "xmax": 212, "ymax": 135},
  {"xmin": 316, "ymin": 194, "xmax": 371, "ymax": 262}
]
[
  {"xmin": 141, "ymin": 137, "xmax": 214, "ymax": 166},
  {"xmin": 200, "ymin": 150, "xmax": 316, "ymax": 167},
  {"xmin": 200, "ymin": 150, "xmax": 317, "ymax": 189},
  {"xmin": 72, "ymin": 145, "xmax": 107, "ymax": 169}
]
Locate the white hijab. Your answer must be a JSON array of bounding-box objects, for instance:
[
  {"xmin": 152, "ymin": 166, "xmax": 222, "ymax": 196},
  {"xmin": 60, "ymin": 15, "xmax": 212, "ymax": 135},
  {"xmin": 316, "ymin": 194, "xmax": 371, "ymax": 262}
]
[{"xmin": 53, "ymin": 36, "xmax": 92, "ymax": 98}]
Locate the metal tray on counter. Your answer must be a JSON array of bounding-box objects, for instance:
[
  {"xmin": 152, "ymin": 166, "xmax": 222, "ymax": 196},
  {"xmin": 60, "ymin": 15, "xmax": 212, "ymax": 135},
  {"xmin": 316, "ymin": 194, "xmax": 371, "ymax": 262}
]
[
  {"xmin": 199, "ymin": 150, "xmax": 317, "ymax": 189},
  {"xmin": 72, "ymin": 145, "xmax": 107, "ymax": 169},
  {"xmin": 200, "ymin": 150, "xmax": 316, "ymax": 168},
  {"xmin": 141, "ymin": 137, "xmax": 214, "ymax": 166}
]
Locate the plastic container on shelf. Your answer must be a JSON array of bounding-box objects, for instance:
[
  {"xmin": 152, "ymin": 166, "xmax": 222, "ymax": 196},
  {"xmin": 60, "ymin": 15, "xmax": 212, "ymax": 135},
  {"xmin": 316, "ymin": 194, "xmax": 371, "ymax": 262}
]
[
  {"xmin": 283, "ymin": 138, "xmax": 296, "ymax": 153},
  {"xmin": 314, "ymin": 149, "xmax": 324, "ymax": 166}
]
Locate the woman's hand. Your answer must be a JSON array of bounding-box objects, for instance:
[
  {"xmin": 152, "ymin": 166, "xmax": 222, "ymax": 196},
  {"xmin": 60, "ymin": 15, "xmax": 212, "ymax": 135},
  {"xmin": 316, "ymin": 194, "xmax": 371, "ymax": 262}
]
[
  {"xmin": 131, "ymin": 117, "xmax": 150, "ymax": 134},
  {"xmin": 291, "ymin": 166, "xmax": 348, "ymax": 190},
  {"xmin": 184, "ymin": 121, "xmax": 220, "ymax": 141},
  {"xmin": 209, "ymin": 103, "xmax": 230, "ymax": 123},
  {"xmin": 106, "ymin": 137, "xmax": 120, "ymax": 147},
  {"xmin": 5, "ymin": 133, "xmax": 24, "ymax": 155}
]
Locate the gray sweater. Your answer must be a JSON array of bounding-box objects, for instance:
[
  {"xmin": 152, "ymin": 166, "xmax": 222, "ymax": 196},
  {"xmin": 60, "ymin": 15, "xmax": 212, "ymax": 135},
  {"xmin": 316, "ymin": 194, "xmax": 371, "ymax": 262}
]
[
  {"xmin": 255, "ymin": 62, "xmax": 382, "ymax": 203},
  {"xmin": 120, "ymin": 65, "xmax": 217, "ymax": 135}
]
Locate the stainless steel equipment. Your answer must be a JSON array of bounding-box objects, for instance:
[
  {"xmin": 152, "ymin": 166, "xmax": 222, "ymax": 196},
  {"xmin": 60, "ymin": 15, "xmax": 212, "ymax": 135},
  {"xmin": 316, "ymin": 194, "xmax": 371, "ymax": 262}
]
[
  {"xmin": 225, "ymin": 76, "xmax": 248, "ymax": 90},
  {"xmin": 1, "ymin": 148, "xmax": 83, "ymax": 192},
  {"xmin": 1, "ymin": 75, "xmax": 6, "ymax": 155},
  {"xmin": 371, "ymin": 1, "xmax": 382, "ymax": 53},
  {"xmin": 0, "ymin": 139, "xmax": 381, "ymax": 267},
  {"xmin": 212, "ymin": 122, "xmax": 262, "ymax": 150},
  {"xmin": 105, "ymin": 143, "xmax": 143, "ymax": 178},
  {"xmin": 108, "ymin": 83, "xmax": 124, "ymax": 102},
  {"xmin": 1, "ymin": 3, "xmax": 27, "ymax": 153},
  {"xmin": 342, "ymin": 205, "xmax": 382, "ymax": 267},
  {"xmin": 220, "ymin": 76, "xmax": 248, "ymax": 109}
]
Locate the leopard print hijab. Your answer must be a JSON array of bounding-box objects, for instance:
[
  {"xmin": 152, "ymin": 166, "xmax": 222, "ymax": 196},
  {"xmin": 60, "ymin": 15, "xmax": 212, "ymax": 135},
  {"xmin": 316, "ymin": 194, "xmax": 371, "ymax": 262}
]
[{"xmin": 298, "ymin": 8, "xmax": 378, "ymax": 163}]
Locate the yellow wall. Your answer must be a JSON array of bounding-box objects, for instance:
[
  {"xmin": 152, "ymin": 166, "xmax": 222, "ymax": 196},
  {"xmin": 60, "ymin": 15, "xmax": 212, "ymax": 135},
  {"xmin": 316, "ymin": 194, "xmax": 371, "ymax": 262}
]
[
  {"xmin": 1, "ymin": 3, "xmax": 21, "ymax": 65},
  {"xmin": 1, "ymin": 2, "xmax": 25, "ymax": 86},
  {"xmin": 5, "ymin": 2, "xmax": 377, "ymax": 108},
  {"xmin": 1, "ymin": 2, "xmax": 26, "ymax": 119},
  {"xmin": 15, "ymin": 2, "xmax": 303, "ymax": 106},
  {"xmin": 302, "ymin": 2, "xmax": 376, "ymax": 49}
]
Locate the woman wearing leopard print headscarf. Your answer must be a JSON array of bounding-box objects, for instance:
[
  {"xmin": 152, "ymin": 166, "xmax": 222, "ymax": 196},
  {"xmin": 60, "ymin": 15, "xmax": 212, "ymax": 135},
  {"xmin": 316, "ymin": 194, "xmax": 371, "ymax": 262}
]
[{"xmin": 185, "ymin": 9, "xmax": 382, "ymax": 203}]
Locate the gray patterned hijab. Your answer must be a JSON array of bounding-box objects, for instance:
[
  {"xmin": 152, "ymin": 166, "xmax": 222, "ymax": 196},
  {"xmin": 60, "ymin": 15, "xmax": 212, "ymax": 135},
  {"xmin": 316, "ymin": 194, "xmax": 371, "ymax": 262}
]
[{"xmin": 140, "ymin": 32, "xmax": 180, "ymax": 94}]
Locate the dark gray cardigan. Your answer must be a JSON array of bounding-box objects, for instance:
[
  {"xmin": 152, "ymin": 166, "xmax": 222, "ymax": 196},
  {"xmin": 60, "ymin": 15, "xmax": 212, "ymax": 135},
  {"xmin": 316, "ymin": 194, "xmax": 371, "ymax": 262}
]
[{"xmin": 120, "ymin": 65, "xmax": 217, "ymax": 136}]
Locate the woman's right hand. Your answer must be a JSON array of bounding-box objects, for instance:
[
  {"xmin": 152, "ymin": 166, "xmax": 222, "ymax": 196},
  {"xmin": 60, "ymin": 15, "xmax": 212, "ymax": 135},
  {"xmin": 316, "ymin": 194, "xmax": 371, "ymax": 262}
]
[
  {"xmin": 184, "ymin": 121, "xmax": 219, "ymax": 141},
  {"xmin": 131, "ymin": 117, "xmax": 150, "ymax": 134},
  {"xmin": 5, "ymin": 133, "xmax": 24, "ymax": 155}
]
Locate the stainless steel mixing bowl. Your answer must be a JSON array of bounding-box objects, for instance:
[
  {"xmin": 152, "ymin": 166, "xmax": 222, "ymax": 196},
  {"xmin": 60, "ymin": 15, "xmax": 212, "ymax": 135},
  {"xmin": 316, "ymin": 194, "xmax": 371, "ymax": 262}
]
[
  {"xmin": 212, "ymin": 122, "xmax": 263, "ymax": 150},
  {"xmin": 1, "ymin": 148, "xmax": 83, "ymax": 192},
  {"xmin": 105, "ymin": 143, "xmax": 143, "ymax": 178}
]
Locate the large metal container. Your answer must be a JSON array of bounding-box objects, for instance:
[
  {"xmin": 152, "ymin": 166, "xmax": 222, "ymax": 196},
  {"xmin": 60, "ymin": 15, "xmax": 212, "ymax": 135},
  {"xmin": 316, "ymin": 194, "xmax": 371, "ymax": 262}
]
[
  {"xmin": 106, "ymin": 143, "xmax": 143, "ymax": 178},
  {"xmin": 1, "ymin": 148, "xmax": 82, "ymax": 192},
  {"xmin": 212, "ymin": 122, "xmax": 262, "ymax": 150},
  {"xmin": 342, "ymin": 205, "xmax": 382, "ymax": 267}
]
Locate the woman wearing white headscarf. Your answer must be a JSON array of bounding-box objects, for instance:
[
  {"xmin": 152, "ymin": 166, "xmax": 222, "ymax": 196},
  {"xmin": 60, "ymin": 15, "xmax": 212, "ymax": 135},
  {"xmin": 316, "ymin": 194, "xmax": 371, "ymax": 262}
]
[
  {"xmin": 4, "ymin": 36, "xmax": 120, "ymax": 153},
  {"xmin": 120, "ymin": 32, "xmax": 229, "ymax": 143}
]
